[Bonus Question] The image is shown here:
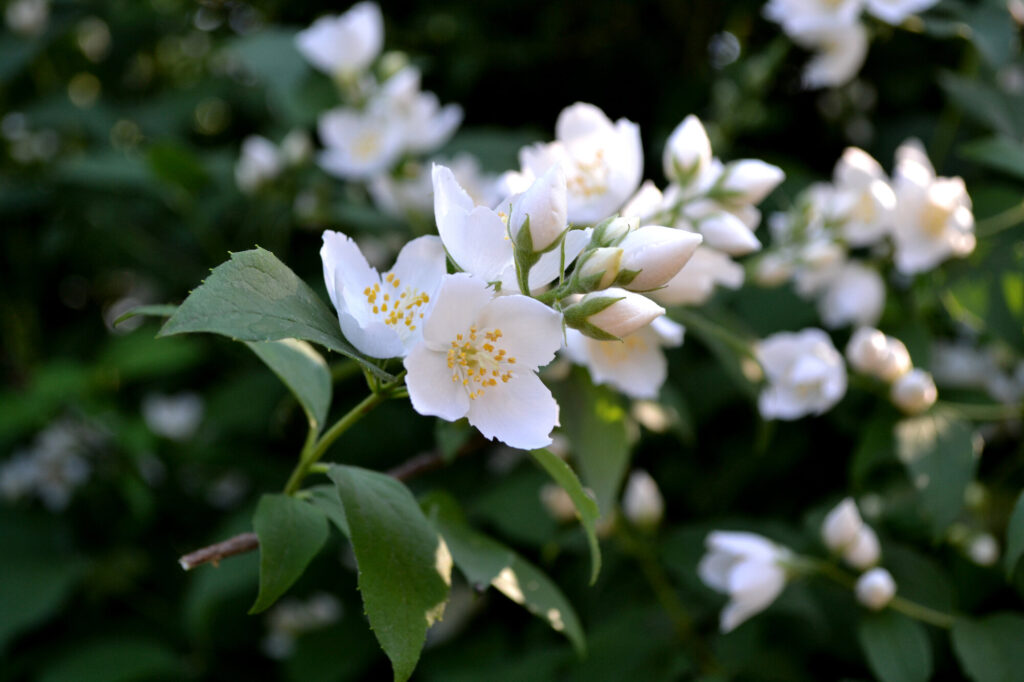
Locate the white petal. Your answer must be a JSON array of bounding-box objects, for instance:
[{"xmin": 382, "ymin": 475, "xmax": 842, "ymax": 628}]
[
  {"xmin": 582, "ymin": 328, "xmax": 668, "ymax": 400},
  {"xmin": 474, "ymin": 295, "xmax": 563, "ymax": 369},
  {"xmin": 697, "ymin": 552, "xmax": 735, "ymax": 593},
  {"xmin": 320, "ymin": 230, "xmax": 376, "ymax": 312},
  {"xmin": 421, "ymin": 274, "xmax": 493, "ymax": 349},
  {"xmin": 466, "ymin": 371, "xmax": 559, "ymax": 449},
  {"xmin": 720, "ymin": 561, "xmax": 786, "ymax": 632},
  {"xmin": 404, "ymin": 342, "xmax": 470, "ymax": 421},
  {"xmin": 706, "ymin": 531, "xmax": 782, "ymax": 562},
  {"xmin": 387, "ymin": 235, "xmax": 447, "ymax": 300}
]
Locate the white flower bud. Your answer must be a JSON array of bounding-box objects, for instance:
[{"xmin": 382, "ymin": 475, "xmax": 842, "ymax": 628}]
[
  {"xmin": 966, "ymin": 533, "xmax": 999, "ymax": 567},
  {"xmin": 663, "ymin": 114, "xmax": 712, "ymax": 184},
  {"xmin": 698, "ymin": 211, "xmax": 762, "ymax": 256},
  {"xmin": 591, "ymin": 215, "xmax": 636, "ymax": 247},
  {"xmin": 619, "ymin": 225, "xmax": 702, "ymax": 291},
  {"xmin": 622, "ymin": 469, "xmax": 664, "ymax": 528},
  {"xmin": 821, "ymin": 498, "xmax": 863, "ymax": 553},
  {"xmin": 890, "ymin": 369, "xmax": 938, "ymax": 415},
  {"xmin": 719, "ymin": 159, "xmax": 785, "ymax": 205},
  {"xmin": 509, "ymin": 165, "xmax": 568, "ymax": 253},
  {"xmin": 564, "ymin": 289, "xmax": 664, "ymax": 340},
  {"xmin": 846, "ymin": 328, "xmax": 912, "ymax": 382},
  {"xmin": 843, "ymin": 526, "xmax": 881, "ymax": 570},
  {"xmin": 855, "ymin": 567, "xmax": 896, "ymax": 610},
  {"xmin": 576, "ymin": 247, "xmax": 624, "ymax": 291}
]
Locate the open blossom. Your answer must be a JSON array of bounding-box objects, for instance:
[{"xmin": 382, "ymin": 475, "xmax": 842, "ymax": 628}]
[
  {"xmin": 295, "ymin": 2, "xmax": 383, "ymax": 77},
  {"xmin": 375, "ymin": 67, "xmax": 463, "ymax": 154},
  {"xmin": 565, "ymin": 316, "xmax": 684, "ymax": 399},
  {"xmin": 865, "ymin": 0, "xmax": 940, "ymax": 25},
  {"xmin": 891, "ymin": 140, "xmax": 975, "ymax": 275},
  {"xmin": 404, "ymin": 273, "xmax": 562, "ymax": 449},
  {"xmin": 317, "ymin": 108, "xmax": 404, "ymax": 180},
  {"xmin": 698, "ymin": 531, "xmax": 792, "ymax": 633},
  {"xmin": 832, "ymin": 147, "xmax": 896, "ymax": 247},
  {"xmin": 321, "ymin": 231, "xmax": 446, "ymax": 358},
  {"xmin": 763, "ymin": 0, "xmax": 863, "ymax": 36},
  {"xmin": 508, "ymin": 103, "xmax": 643, "ymax": 225},
  {"xmin": 756, "ymin": 328, "xmax": 847, "ymax": 420},
  {"xmin": 792, "ymin": 21, "xmax": 869, "ymax": 89},
  {"xmin": 816, "ymin": 261, "xmax": 885, "ymax": 329}
]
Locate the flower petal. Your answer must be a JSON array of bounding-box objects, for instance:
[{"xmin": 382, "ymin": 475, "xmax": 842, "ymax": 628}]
[
  {"xmin": 474, "ymin": 295, "xmax": 563, "ymax": 369},
  {"xmin": 404, "ymin": 342, "xmax": 470, "ymax": 421},
  {"xmin": 466, "ymin": 371, "xmax": 559, "ymax": 449},
  {"xmin": 320, "ymin": 230, "xmax": 378, "ymax": 315},
  {"xmin": 421, "ymin": 273, "xmax": 493, "ymax": 349}
]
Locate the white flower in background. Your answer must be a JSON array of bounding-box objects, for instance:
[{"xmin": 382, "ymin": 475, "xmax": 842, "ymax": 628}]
[
  {"xmin": 321, "ymin": 231, "xmax": 446, "ymax": 358},
  {"xmin": 695, "ymin": 211, "xmax": 762, "ymax": 256},
  {"xmin": 375, "ymin": 67, "xmax": 463, "ymax": 154},
  {"xmin": 510, "ymin": 102, "xmax": 643, "ymax": 225},
  {"xmin": 369, "ymin": 155, "xmax": 501, "ymax": 219},
  {"xmin": 864, "ymin": 0, "xmax": 940, "ymax": 25},
  {"xmin": 280, "ymin": 129, "xmax": 313, "ymax": 166},
  {"xmin": 698, "ymin": 531, "xmax": 792, "ymax": 633},
  {"xmin": 650, "ymin": 246, "xmax": 745, "ymax": 306},
  {"xmin": 404, "ymin": 273, "xmax": 562, "ymax": 449},
  {"xmin": 832, "ymin": 147, "xmax": 896, "ymax": 247},
  {"xmin": 891, "ymin": 141, "xmax": 975, "ymax": 275},
  {"xmin": 792, "ymin": 239, "xmax": 847, "ymax": 299},
  {"xmin": 663, "ymin": 115, "xmax": 712, "ymax": 184},
  {"xmin": 816, "ymin": 261, "xmax": 885, "ymax": 328},
  {"xmin": 0, "ymin": 419, "xmax": 98, "ymax": 512},
  {"xmin": 845, "ymin": 327, "xmax": 912, "ymax": 382},
  {"xmin": 795, "ymin": 22, "xmax": 869, "ymax": 89},
  {"xmin": 855, "ymin": 568, "xmax": 896, "ymax": 610},
  {"xmin": 966, "ymin": 533, "xmax": 999, "ymax": 567},
  {"xmin": 621, "ymin": 469, "xmax": 665, "ymax": 528},
  {"xmin": 508, "ymin": 164, "xmax": 569, "ymax": 253},
  {"xmin": 235, "ymin": 136, "xmax": 283, "ymax": 194},
  {"xmin": 317, "ymin": 108, "xmax": 404, "ymax": 180},
  {"xmin": 821, "ymin": 497, "xmax": 864, "ymax": 552},
  {"xmin": 763, "ymin": 0, "xmax": 863, "ymax": 36},
  {"xmin": 142, "ymin": 392, "xmax": 204, "ymax": 441},
  {"xmin": 756, "ymin": 328, "xmax": 847, "ymax": 420},
  {"xmin": 717, "ymin": 159, "xmax": 786, "ymax": 207},
  {"xmin": 5, "ymin": 0, "xmax": 49, "ymax": 37},
  {"xmin": 565, "ymin": 316, "xmax": 684, "ymax": 399},
  {"xmin": 617, "ymin": 225, "xmax": 703, "ymax": 291},
  {"xmin": 263, "ymin": 592, "xmax": 342, "ymax": 660},
  {"xmin": 845, "ymin": 525, "xmax": 881, "ymax": 569},
  {"xmin": 890, "ymin": 368, "xmax": 938, "ymax": 414},
  {"xmin": 564, "ymin": 289, "xmax": 665, "ymax": 340},
  {"xmin": 295, "ymin": 2, "xmax": 383, "ymax": 78}
]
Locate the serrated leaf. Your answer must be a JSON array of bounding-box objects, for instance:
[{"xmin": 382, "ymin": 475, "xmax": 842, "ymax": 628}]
[
  {"xmin": 1005, "ymin": 490, "xmax": 1024, "ymax": 578},
  {"xmin": 250, "ymin": 493, "xmax": 328, "ymax": 614},
  {"xmin": 329, "ymin": 465, "xmax": 451, "ymax": 682},
  {"xmin": 158, "ymin": 248, "xmax": 392, "ymax": 380},
  {"xmin": 246, "ymin": 339, "xmax": 331, "ymax": 433},
  {"xmin": 554, "ymin": 368, "xmax": 631, "ymax": 516},
  {"xmin": 858, "ymin": 611, "xmax": 932, "ymax": 682},
  {"xmin": 421, "ymin": 491, "xmax": 586, "ymax": 656},
  {"xmin": 951, "ymin": 613, "xmax": 1024, "ymax": 682},
  {"xmin": 530, "ymin": 448, "xmax": 602, "ymax": 584},
  {"xmin": 113, "ymin": 304, "xmax": 178, "ymax": 327},
  {"xmin": 895, "ymin": 413, "xmax": 977, "ymax": 538}
]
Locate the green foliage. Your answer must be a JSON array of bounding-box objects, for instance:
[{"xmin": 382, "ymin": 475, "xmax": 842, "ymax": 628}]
[
  {"xmin": 250, "ymin": 493, "xmax": 329, "ymax": 614},
  {"xmin": 1005, "ymin": 490, "xmax": 1024, "ymax": 578},
  {"xmin": 246, "ymin": 339, "xmax": 332, "ymax": 433},
  {"xmin": 951, "ymin": 613, "xmax": 1024, "ymax": 682},
  {"xmin": 38, "ymin": 637, "xmax": 182, "ymax": 682},
  {"xmin": 858, "ymin": 611, "xmax": 933, "ymax": 682}
]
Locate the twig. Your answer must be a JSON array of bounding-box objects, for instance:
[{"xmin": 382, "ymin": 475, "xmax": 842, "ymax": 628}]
[{"xmin": 178, "ymin": 532, "xmax": 259, "ymax": 571}]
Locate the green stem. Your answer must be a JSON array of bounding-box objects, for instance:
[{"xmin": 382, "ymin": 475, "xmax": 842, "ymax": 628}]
[
  {"xmin": 889, "ymin": 596, "xmax": 956, "ymax": 629},
  {"xmin": 939, "ymin": 400, "xmax": 1023, "ymax": 421},
  {"xmin": 976, "ymin": 200, "xmax": 1024, "ymax": 238},
  {"xmin": 671, "ymin": 308, "xmax": 757, "ymax": 361},
  {"xmin": 283, "ymin": 371, "xmax": 406, "ymax": 495}
]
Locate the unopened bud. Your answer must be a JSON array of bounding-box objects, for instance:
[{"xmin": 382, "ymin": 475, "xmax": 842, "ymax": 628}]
[
  {"xmin": 846, "ymin": 328, "xmax": 912, "ymax": 383},
  {"xmin": 510, "ymin": 165, "xmax": 568, "ymax": 253},
  {"xmin": 966, "ymin": 533, "xmax": 999, "ymax": 567},
  {"xmin": 619, "ymin": 225, "xmax": 702, "ymax": 291},
  {"xmin": 890, "ymin": 369, "xmax": 937, "ymax": 415},
  {"xmin": 563, "ymin": 289, "xmax": 664, "ymax": 340},
  {"xmin": 822, "ymin": 498, "xmax": 863, "ymax": 553},
  {"xmin": 698, "ymin": 212, "xmax": 761, "ymax": 256},
  {"xmin": 855, "ymin": 567, "xmax": 896, "ymax": 610},
  {"xmin": 663, "ymin": 114, "xmax": 711, "ymax": 185},
  {"xmin": 575, "ymin": 247, "xmax": 624, "ymax": 292},
  {"xmin": 590, "ymin": 215, "xmax": 636, "ymax": 248},
  {"xmin": 717, "ymin": 159, "xmax": 785, "ymax": 205},
  {"xmin": 622, "ymin": 469, "xmax": 664, "ymax": 529},
  {"xmin": 844, "ymin": 526, "xmax": 881, "ymax": 570}
]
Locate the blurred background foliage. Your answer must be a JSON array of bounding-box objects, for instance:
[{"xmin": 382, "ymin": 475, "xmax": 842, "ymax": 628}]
[{"xmin": 2, "ymin": 0, "xmax": 1024, "ymax": 680}]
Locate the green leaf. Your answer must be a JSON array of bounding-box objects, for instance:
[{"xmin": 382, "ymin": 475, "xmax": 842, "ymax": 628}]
[
  {"xmin": 554, "ymin": 368, "xmax": 631, "ymax": 515},
  {"xmin": 421, "ymin": 491, "xmax": 586, "ymax": 656},
  {"xmin": 1005, "ymin": 490, "xmax": 1024, "ymax": 578},
  {"xmin": 939, "ymin": 72, "xmax": 1023, "ymax": 138},
  {"xmin": 306, "ymin": 484, "xmax": 350, "ymax": 537},
  {"xmin": 435, "ymin": 418, "xmax": 472, "ymax": 464},
  {"xmin": 530, "ymin": 448, "xmax": 602, "ymax": 584},
  {"xmin": 329, "ymin": 465, "xmax": 451, "ymax": 682},
  {"xmin": 858, "ymin": 611, "xmax": 932, "ymax": 682},
  {"xmin": 951, "ymin": 613, "xmax": 1024, "ymax": 682},
  {"xmin": 894, "ymin": 413, "xmax": 977, "ymax": 538},
  {"xmin": 250, "ymin": 493, "xmax": 328, "ymax": 614},
  {"xmin": 960, "ymin": 137, "xmax": 1024, "ymax": 183},
  {"xmin": 147, "ymin": 141, "xmax": 209, "ymax": 194},
  {"xmin": 38, "ymin": 637, "xmax": 181, "ymax": 682},
  {"xmin": 246, "ymin": 339, "xmax": 332, "ymax": 433},
  {"xmin": 158, "ymin": 248, "xmax": 392, "ymax": 380},
  {"xmin": 0, "ymin": 556, "xmax": 85, "ymax": 653},
  {"xmin": 113, "ymin": 304, "xmax": 178, "ymax": 327}
]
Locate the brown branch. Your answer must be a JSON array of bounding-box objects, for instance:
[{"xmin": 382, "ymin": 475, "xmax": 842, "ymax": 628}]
[{"xmin": 178, "ymin": 532, "xmax": 259, "ymax": 571}]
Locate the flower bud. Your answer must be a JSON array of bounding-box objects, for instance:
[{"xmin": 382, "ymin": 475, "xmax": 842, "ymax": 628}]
[
  {"xmin": 622, "ymin": 469, "xmax": 664, "ymax": 529},
  {"xmin": 619, "ymin": 225, "xmax": 702, "ymax": 291},
  {"xmin": 663, "ymin": 115, "xmax": 711, "ymax": 184},
  {"xmin": 575, "ymin": 247, "xmax": 624, "ymax": 291},
  {"xmin": 590, "ymin": 215, "xmax": 636, "ymax": 248},
  {"xmin": 563, "ymin": 289, "xmax": 664, "ymax": 340},
  {"xmin": 845, "ymin": 328, "xmax": 912, "ymax": 382},
  {"xmin": 843, "ymin": 526, "xmax": 880, "ymax": 570},
  {"xmin": 855, "ymin": 567, "xmax": 896, "ymax": 610},
  {"xmin": 821, "ymin": 498, "xmax": 863, "ymax": 553},
  {"xmin": 509, "ymin": 165, "xmax": 568, "ymax": 253},
  {"xmin": 698, "ymin": 211, "xmax": 762, "ymax": 256},
  {"xmin": 890, "ymin": 369, "xmax": 937, "ymax": 415},
  {"xmin": 966, "ymin": 533, "xmax": 999, "ymax": 567},
  {"xmin": 718, "ymin": 160, "xmax": 785, "ymax": 205}
]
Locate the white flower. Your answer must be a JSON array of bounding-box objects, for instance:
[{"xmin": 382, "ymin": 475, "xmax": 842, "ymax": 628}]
[
  {"xmin": 718, "ymin": 160, "xmax": 786, "ymax": 206},
  {"xmin": 295, "ymin": 3, "xmax": 383, "ymax": 77},
  {"xmin": 375, "ymin": 67, "xmax": 463, "ymax": 154},
  {"xmin": 575, "ymin": 247, "xmax": 625, "ymax": 291},
  {"xmin": 514, "ymin": 102, "xmax": 643, "ymax": 224},
  {"xmin": 280, "ymin": 130, "xmax": 313, "ymax": 166},
  {"xmin": 142, "ymin": 392, "xmax": 204, "ymax": 441},
  {"xmin": 404, "ymin": 273, "xmax": 562, "ymax": 449},
  {"xmin": 756, "ymin": 328, "xmax": 847, "ymax": 420},
  {"xmin": 832, "ymin": 147, "xmax": 897, "ymax": 247},
  {"xmin": 618, "ymin": 225, "xmax": 703, "ymax": 291},
  {"xmin": 856, "ymin": 568, "xmax": 896, "ymax": 610},
  {"xmin": 235, "ymin": 136, "xmax": 283, "ymax": 194},
  {"xmin": 844, "ymin": 526, "xmax": 881, "ymax": 569},
  {"xmin": 698, "ymin": 531, "xmax": 792, "ymax": 633},
  {"xmin": 650, "ymin": 246, "xmax": 745, "ymax": 306},
  {"xmin": 663, "ymin": 115, "xmax": 712, "ymax": 184},
  {"xmin": 817, "ymin": 262, "xmax": 885, "ymax": 329},
  {"xmin": 321, "ymin": 231, "xmax": 447, "ymax": 358},
  {"xmin": 891, "ymin": 140, "xmax": 975, "ymax": 274},
  {"xmin": 845, "ymin": 328, "xmax": 912, "ymax": 382},
  {"xmin": 508, "ymin": 165, "xmax": 568, "ymax": 253},
  {"xmin": 565, "ymin": 289, "xmax": 665, "ymax": 340},
  {"xmin": 821, "ymin": 497, "xmax": 864, "ymax": 553},
  {"xmin": 369, "ymin": 155, "xmax": 500, "ymax": 219},
  {"xmin": 565, "ymin": 316, "xmax": 684, "ymax": 399},
  {"xmin": 622, "ymin": 469, "xmax": 665, "ymax": 528},
  {"xmin": 697, "ymin": 211, "xmax": 762, "ymax": 256},
  {"xmin": 317, "ymin": 107, "xmax": 404, "ymax": 180},
  {"xmin": 764, "ymin": 0, "xmax": 864, "ymax": 36},
  {"xmin": 890, "ymin": 369, "xmax": 938, "ymax": 414},
  {"xmin": 864, "ymin": 0, "xmax": 940, "ymax": 25},
  {"xmin": 966, "ymin": 533, "xmax": 999, "ymax": 567},
  {"xmin": 5, "ymin": 0, "xmax": 49, "ymax": 37},
  {"xmin": 793, "ymin": 22, "xmax": 869, "ymax": 89}
]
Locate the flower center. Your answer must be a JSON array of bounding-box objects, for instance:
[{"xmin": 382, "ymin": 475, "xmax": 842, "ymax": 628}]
[
  {"xmin": 353, "ymin": 132, "xmax": 380, "ymax": 161},
  {"xmin": 566, "ymin": 149, "xmax": 609, "ymax": 199},
  {"xmin": 362, "ymin": 272, "xmax": 430, "ymax": 336},
  {"xmin": 446, "ymin": 327, "xmax": 517, "ymax": 400}
]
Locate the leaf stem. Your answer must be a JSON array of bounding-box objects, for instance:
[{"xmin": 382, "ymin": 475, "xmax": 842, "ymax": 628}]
[
  {"xmin": 976, "ymin": 200, "xmax": 1024, "ymax": 238},
  {"xmin": 671, "ymin": 307, "xmax": 758, "ymax": 362},
  {"xmin": 938, "ymin": 400, "xmax": 1023, "ymax": 421}
]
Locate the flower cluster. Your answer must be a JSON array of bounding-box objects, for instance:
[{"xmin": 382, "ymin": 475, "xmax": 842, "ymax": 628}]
[
  {"xmin": 756, "ymin": 328, "xmax": 848, "ymax": 420},
  {"xmin": 764, "ymin": 0, "xmax": 942, "ymax": 88},
  {"xmin": 847, "ymin": 327, "xmax": 938, "ymax": 414},
  {"xmin": 0, "ymin": 419, "xmax": 102, "ymax": 512},
  {"xmin": 755, "ymin": 141, "xmax": 975, "ymax": 329}
]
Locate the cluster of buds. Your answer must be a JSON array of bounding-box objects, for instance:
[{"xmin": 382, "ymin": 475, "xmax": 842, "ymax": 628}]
[
  {"xmin": 847, "ymin": 327, "xmax": 937, "ymax": 415},
  {"xmin": 822, "ymin": 498, "xmax": 896, "ymax": 610}
]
